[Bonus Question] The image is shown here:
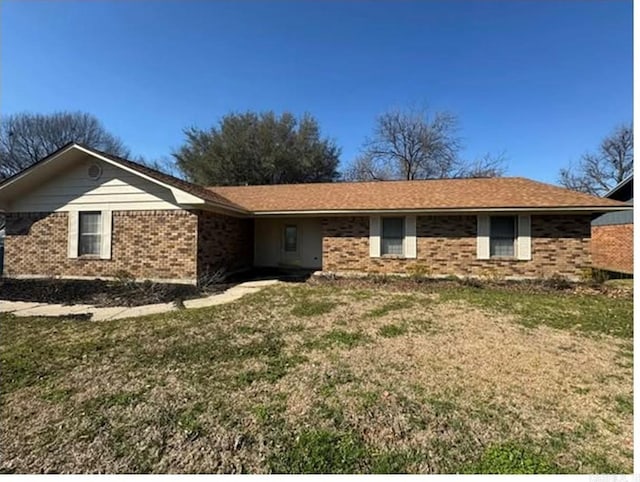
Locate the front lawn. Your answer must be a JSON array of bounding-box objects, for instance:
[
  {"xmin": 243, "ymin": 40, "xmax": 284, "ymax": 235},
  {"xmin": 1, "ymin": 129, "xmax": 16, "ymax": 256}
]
[{"xmin": 0, "ymin": 279, "xmax": 632, "ymax": 473}]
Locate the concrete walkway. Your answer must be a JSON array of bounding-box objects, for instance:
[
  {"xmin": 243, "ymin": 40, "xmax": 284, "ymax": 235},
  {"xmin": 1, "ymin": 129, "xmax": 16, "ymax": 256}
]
[{"xmin": 0, "ymin": 279, "xmax": 279, "ymax": 321}]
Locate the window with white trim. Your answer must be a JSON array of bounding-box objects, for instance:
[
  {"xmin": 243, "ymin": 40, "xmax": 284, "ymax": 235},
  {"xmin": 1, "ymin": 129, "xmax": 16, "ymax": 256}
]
[
  {"xmin": 489, "ymin": 216, "xmax": 516, "ymax": 258},
  {"xmin": 78, "ymin": 212, "xmax": 102, "ymax": 257},
  {"xmin": 381, "ymin": 217, "xmax": 404, "ymax": 256}
]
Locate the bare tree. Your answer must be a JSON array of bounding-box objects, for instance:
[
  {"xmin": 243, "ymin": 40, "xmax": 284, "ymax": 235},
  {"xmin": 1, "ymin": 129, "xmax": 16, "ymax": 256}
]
[
  {"xmin": 134, "ymin": 155, "xmax": 182, "ymax": 178},
  {"xmin": 453, "ymin": 152, "xmax": 507, "ymax": 178},
  {"xmin": 342, "ymin": 154, "xmax": 394, "ymax": 181},
  {"xmin": 344, "ymin": 106, "xmax": 505, "ymax": 181},
  {"xmin": 0, "ymin": 111, "xmax": 129, "ymax": 179},
  {"xmin": 559, "ymin": 123, "xmax": 633, "ymax": 196}
]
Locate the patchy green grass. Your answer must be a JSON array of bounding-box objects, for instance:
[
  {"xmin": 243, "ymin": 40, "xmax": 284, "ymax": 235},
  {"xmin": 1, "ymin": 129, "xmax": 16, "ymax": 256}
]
[
  {"xmin": 614, "ymin": 394, "xmax": 633, "ymax": 415},
  {"xmin": 378, "ymin": 323, "xmax": 408, "ymax": 338},
  {"xmin": 291, "ymin": 300, "xmax": 338, "ymax": 317},
  {"xmin": 304, "ymin": 329, "xmax": 370, "ymax": 351},
  {"xmin": 366, "ymin": 298, "xmax": 414, "ymax": 318},
  {"xmin": 439, "ymin": 287, "xmax": 633, "ymax": 338},
  {"xmin": 462, "ymin": 441, "xmax": 558, "ymax": 474},
  {"xmin": 269, "ymin": 428, "xmax": 424, "ymax": 474},
  {"xmin": 0, "ymin": 281, "xmax": 632, "ymax": 473},
  {"xmin": 270, "ymin": 429, "xmax": 368, "ymax": 473},
  {"xmin": 604, "ymin": 279, "xmax": 633, "ymax": 290}
]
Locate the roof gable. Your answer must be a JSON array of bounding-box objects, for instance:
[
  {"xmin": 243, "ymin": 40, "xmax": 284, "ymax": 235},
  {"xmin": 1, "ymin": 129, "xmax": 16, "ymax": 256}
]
[{"xmin": 0, "ymin": 143, "xmax": 248, "ymax": 214}]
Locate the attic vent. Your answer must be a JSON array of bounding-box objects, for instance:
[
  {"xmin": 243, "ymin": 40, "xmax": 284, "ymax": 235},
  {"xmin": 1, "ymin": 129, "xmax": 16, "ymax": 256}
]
[{"xmin": 87, "ymin": 163, "xmax": 102, "ymax": 180}]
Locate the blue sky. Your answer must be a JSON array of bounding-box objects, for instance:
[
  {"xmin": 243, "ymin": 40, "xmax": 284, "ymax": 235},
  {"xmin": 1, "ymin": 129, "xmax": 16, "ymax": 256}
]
[{"xmin": 1, "ymin": 0, "xmax": 632, "ymax": 183}]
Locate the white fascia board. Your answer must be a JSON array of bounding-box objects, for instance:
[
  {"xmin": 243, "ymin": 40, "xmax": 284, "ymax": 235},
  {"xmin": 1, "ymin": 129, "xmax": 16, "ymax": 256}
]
[
  {"xmin": 183, "ymin": 202, "xmax": 251, "ymax": 217},
  {"xmin": 250, "ymin": 206, "xmax": 632, "ymax": 216},
  {"xmin": 172, "ymin": 190, "xmax": 206, "ymax": 205}
]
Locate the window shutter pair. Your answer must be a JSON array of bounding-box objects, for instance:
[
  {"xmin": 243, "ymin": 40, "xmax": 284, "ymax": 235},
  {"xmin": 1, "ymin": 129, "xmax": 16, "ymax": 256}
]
[
  {"xmin": 67, "ymin": 210, "xmax": 112, "ymax": 259},
  {"xmin": 369, "ymin": 215, "xmax": 416, "ymax": 258},
  {"xmin": 476, "ymin": 215, "xmax": 531, "ymax": 260}
]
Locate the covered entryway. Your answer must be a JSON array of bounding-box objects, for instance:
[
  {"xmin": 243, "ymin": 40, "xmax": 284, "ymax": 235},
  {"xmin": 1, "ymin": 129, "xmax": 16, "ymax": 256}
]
[{"xmin": 253, "ymin": 217, "xmax": 322, "ymax": 270}]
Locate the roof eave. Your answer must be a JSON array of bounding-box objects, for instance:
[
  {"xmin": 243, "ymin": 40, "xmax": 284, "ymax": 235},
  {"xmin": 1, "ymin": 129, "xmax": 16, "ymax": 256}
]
[{"xmin": 249, "ymin": 205, "xmax": 632, "ymax": 216}]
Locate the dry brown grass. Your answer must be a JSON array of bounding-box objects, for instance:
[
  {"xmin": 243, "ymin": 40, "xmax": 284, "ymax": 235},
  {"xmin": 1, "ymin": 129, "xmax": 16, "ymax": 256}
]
[{"xmin": 0, "ymin": 281, "xmax": 632, "ymax": 473}]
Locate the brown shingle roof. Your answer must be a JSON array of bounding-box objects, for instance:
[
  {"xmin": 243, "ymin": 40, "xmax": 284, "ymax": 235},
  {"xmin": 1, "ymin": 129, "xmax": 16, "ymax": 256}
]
[
  {"xmin": 208, "ymin": 177, "xmax": 628, "ymax": 213},
  {"xmin": 5, "ymin": 144, "xmax": 625, "ymax": 215}
]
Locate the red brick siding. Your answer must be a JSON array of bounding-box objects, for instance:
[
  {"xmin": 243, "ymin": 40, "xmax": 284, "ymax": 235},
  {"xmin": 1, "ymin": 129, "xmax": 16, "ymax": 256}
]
[
  {"xmin": 4, "ymin": 211, "xmax": 198, "ymax": 281},
  {"xmin": 322, "ymin": 214, "xmax": 592, "ymax": 279},
  {"xmin": 196, "ymin": 210, "xmax": 253, "ymax": 278},
  {"xmin": 591, "ymin": 224, "xmax": 633, "ymax": 274}
]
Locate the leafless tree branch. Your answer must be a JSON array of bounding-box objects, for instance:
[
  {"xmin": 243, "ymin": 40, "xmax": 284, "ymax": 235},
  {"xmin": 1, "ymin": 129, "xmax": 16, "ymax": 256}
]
[
  {"xmin": 558, "ymin": 123, "xmax": 633, "ymax": 196},
  {"xmin": 0, "ymin": 111, "xmax": 129, "ymax": 179},
  {"xmin": 344, "ymin": 105, "xmax": 505, "ymax": 181}
]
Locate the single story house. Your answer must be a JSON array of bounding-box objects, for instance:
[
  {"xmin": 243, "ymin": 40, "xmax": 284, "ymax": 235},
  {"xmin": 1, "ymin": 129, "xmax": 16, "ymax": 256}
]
[
  {"xmin": 0, "ymin": 143, "xmax": 630, "ymax": 283},
  {"xmin": 591, "ymin": 175, "xmax": 633, "ymax": 274}
]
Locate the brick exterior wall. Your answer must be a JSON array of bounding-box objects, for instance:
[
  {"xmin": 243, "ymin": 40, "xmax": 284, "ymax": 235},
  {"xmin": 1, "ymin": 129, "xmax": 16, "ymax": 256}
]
[
  {"xmin": 322, "ymin": 214, "xmax": 592, "ymax": 280},
  {"xmin": 591, "ymin": 224, "xmax": 633, "ymax": 274},
  {"xmin": 196, "ymin": 210, "xmax": 253, "ymax": 278},
  {"xmin": 4, "ymin": 209, "xmax": 595, "ymax": 283},
  {"xmin": 4, "ymin": 210, "xmax": 199, "ymax": 282}
]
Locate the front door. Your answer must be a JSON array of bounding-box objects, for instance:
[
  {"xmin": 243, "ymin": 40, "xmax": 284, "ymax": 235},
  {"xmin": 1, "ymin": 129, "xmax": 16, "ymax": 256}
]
[{"xmin": 280, "ymin": 223, "xmax": 300, "ymax": 266}]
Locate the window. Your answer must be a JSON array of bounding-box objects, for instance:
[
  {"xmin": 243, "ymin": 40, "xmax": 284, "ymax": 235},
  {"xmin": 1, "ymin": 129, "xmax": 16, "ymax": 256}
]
[
  {"xmin": 490, "ymin": 216, "xmax": 516, "ymax": 257},
  {"xmin": 382, "ymin": 217, "xmax": 404, "ymax": 255},
  {"xmin": 79, "ymin": 212, "xmax": 102, "ymax": 256},
  {"xmin": 284, "ymin": 225, "xmax": 297, "ymax": 253}
]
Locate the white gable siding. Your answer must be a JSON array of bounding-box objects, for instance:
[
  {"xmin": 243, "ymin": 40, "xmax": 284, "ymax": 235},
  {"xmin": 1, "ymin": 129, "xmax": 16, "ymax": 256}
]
[{"xmin": 9, "ymin": 159, "xmax": 182, "ymax": 212}]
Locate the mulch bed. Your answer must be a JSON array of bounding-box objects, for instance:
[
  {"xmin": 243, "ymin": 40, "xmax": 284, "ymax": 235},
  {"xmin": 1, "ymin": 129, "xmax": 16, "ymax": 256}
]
[
  {"xmin": 0, "ymin": 268, "xmax": 312, "ymax": 309},
  {"xmin": 0, "ymin": 278, "xmax": 233, "ymax": 308}
]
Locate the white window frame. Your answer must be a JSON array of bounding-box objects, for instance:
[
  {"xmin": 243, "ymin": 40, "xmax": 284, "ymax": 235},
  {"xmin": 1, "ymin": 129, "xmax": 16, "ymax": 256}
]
[
  {"xmin": 68, "ymin": 210, "xmax": 112, "ymax": 260},
  {"xmin": 369, "ymin": 215, "xmax": 417, "ymax": 259},
  {"xmin": 381, "ymin": 216, "xmax": 405, "ymax": 256},
  {"xmin": 78, "ymin": 211, "xmax": 102, "ymax": 257},
  {"xmin": 489, "ymin": 215, "xmax": 517, "ymax": 258},
  {"xmin": 477, "ymin": 214, "xmax": 531, "ymax": 261}
]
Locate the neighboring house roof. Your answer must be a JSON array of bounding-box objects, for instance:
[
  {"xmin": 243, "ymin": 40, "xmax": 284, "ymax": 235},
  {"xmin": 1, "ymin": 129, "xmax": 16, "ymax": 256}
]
[
  {"xmin": 604, "ymin": 175, "xmax": 633, "ymax": 202},
  {"xmin": 209, "ymin": 177, "xmax": 628, "ymax": 214},
  {"xmin": 592, "ymin": 175, "xmax": 633, "ymax": 226}
]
